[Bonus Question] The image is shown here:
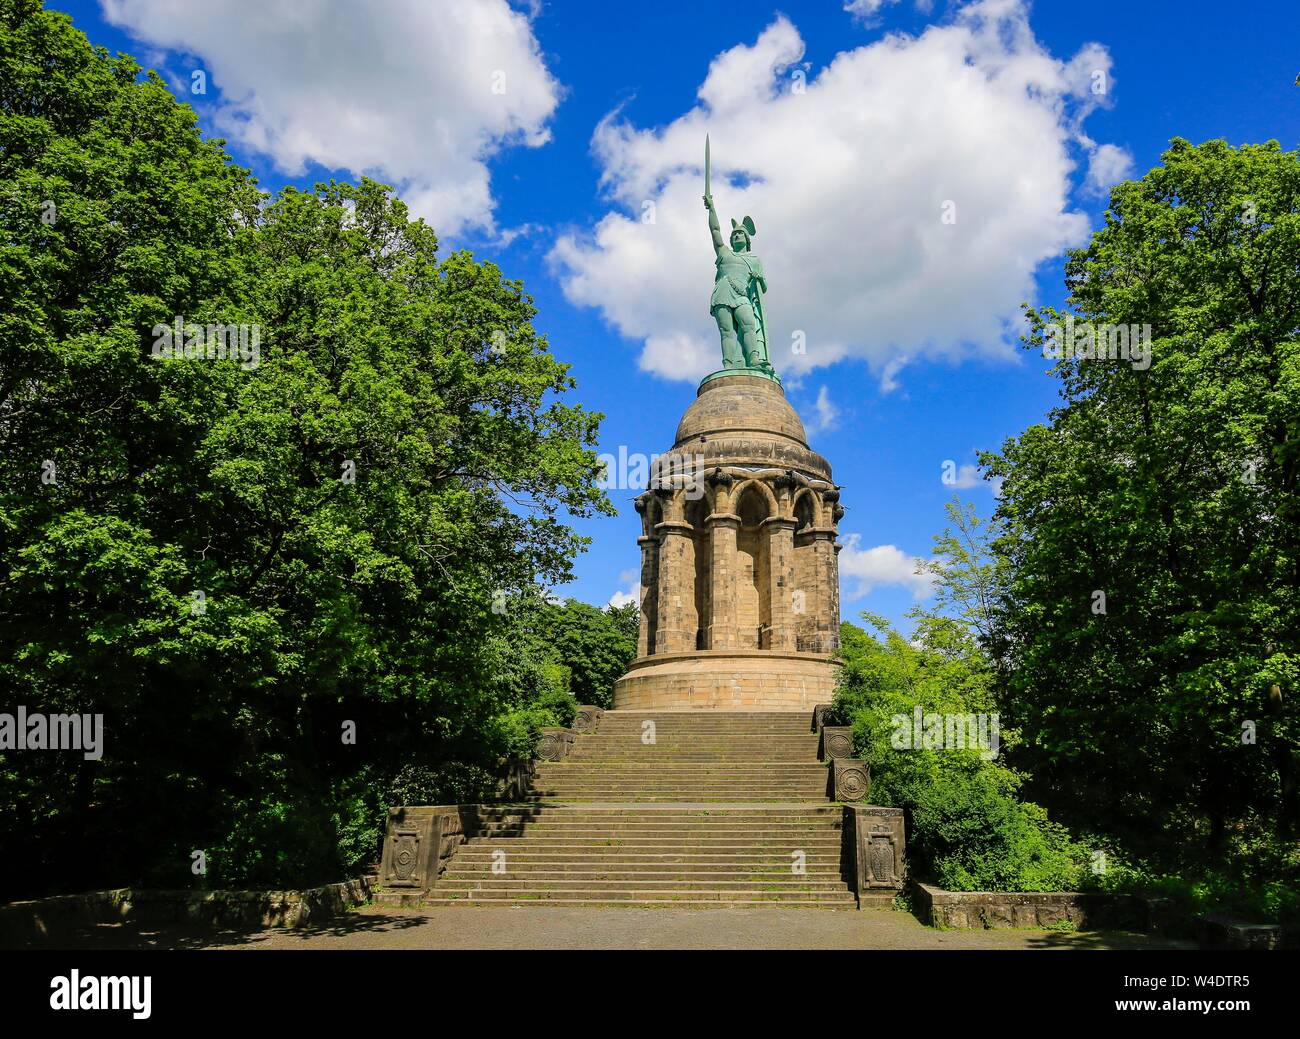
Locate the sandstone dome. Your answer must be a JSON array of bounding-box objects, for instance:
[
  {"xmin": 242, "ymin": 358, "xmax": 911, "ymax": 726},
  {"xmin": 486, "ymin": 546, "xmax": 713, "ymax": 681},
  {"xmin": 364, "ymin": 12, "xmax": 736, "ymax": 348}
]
[{"xmin": 671, "ymin": 373, "xmax": 831, "ymax": 481}]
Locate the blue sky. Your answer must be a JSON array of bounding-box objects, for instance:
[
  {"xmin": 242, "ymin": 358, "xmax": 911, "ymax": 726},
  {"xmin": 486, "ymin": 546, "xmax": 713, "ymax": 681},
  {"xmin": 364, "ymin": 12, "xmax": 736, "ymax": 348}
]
[{"xmin": 53, "ymin": 0, "xmax": 1300, "ymax": 634}]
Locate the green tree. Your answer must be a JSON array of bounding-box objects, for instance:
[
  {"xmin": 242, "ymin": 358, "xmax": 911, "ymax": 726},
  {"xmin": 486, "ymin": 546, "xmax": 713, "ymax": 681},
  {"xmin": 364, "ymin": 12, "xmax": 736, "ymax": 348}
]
[
  {"xmin": 983, "ymin": 138, "xmax": 1300, "ymax": 871},
  {"xmin": 0, "ymin": 0, "xmax": 611, "ymax": 895},
  {"xmin": 834, "ymin": 614, "xmax": 1087, "ymax": 892},
  {"xmin": 535, "ymin": 598, "xmax": 638, "ymax": 709},
  {"xmin": 916, "ymin": 497, "xmax": 1009, "ymax": 650}
]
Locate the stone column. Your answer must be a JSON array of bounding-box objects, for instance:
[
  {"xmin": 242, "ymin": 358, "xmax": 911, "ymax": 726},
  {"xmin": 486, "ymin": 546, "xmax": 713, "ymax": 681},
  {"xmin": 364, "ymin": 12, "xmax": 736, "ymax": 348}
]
[
  {"xmin": 655, "ymin": 520, "xmax": 697, "ymax": 654},
  {"xmin": 764, "ymin": 516, "xmax": 798, "ymax": 650},
  {"xmin": 706, "ymin": 513, "xmax": 741, "ymax": 649},
  {"xmin": 636, "ymin": 535, "xmax": 658, "ymax": 656},
  {"xmin": 805, "ymin": 527, "xmax": 838, "ymax": 651}
]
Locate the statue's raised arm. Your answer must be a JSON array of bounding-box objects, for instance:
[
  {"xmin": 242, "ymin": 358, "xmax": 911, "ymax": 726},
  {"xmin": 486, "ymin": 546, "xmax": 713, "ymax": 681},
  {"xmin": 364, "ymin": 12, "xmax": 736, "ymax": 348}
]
[{"xmin": 704, "ymin": 192, "xmax": 726, "ymax": 257}]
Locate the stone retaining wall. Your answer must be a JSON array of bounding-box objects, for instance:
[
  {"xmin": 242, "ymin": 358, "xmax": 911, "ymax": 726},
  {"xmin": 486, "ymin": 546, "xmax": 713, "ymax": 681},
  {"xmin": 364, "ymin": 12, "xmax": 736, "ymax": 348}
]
[
  {"xmin": 913, "ymin": 881, "xmax": 1147, "ymax": 931},
  {"xmin": 0, "ymin": 878, "xmax": 370, "ymax": 946}
]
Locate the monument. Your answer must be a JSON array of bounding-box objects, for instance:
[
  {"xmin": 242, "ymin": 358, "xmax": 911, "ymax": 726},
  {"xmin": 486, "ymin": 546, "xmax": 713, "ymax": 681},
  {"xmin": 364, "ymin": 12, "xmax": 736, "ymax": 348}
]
[
  {"xmin": 373, "ymin": 142, "xmax": 899, "ymax": 912},
  {"xmin": 612, "ymin": 138, "xmax": 843, "ymax": 711}
]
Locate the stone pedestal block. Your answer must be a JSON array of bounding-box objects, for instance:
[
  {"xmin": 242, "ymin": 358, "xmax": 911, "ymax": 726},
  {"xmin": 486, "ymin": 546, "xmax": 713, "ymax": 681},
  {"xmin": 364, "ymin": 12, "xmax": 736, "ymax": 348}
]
[
  {"xmin": 820, "ymin": 725, "xmax": 854, "ymax": 760},
  {"xmin": 535, "ymin": 727, "xmax": 576, "ymax": 761},
  {"xmin": 842, "ymin": 805, "xmax": 905, "ymax": 905},
  {"xmin": 379, "ymin": 806, "xmax": 460, "ymax": 894},
  {"xmin": 832, "ymin": 758, "xmax": 871, "ymax": 801},
  {"xmin": 572, "ymin": 706, "xmax": 604, "ymax": 734}
]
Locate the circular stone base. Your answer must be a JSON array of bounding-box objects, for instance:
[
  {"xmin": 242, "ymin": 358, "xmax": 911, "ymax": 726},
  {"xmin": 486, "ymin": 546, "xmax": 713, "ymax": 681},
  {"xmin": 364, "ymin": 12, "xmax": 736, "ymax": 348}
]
[{"xmin": 612, "ymin": 651, "xmax": 839, "ymax": 711}]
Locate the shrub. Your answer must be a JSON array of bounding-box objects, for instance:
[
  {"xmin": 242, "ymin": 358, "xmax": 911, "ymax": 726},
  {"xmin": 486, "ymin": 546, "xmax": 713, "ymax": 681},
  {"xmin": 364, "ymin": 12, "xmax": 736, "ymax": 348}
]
[{"xmin": 836, "ymin": 614, "xmax": 1092, "ymax": 891}]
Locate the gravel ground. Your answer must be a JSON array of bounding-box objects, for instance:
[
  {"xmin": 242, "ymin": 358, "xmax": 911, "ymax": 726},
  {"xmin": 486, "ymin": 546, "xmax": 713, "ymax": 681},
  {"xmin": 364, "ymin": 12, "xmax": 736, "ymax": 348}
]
[{"xmin": 38, "ymin": 905, "xmax": 1191, "ymax": 950}]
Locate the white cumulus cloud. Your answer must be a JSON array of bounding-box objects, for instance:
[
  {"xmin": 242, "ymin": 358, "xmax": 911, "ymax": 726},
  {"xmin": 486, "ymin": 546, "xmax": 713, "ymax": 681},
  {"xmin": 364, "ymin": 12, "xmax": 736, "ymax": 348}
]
[
  {"xmin": 843, "ymin": 0, "xmax": 899, "ymax": 25},
  {"xmin": 838, "ymin": 536, "xmax": 936, "ymax": 600},
  {"xmin": 100, "ymin": 0, "xmax": 560, "ymax": 236},
  {"xmin": 1085, "ymin": 142, "xmax": 1136, "ymax": 196},
  {"xmin": 803, "ymin": 386, "xmax": 840, "ymax": 436},
  {"xmin": 607, "ymin": 569, "xmax": 640, "ymax": 609},
  {"xmin": 550, "ymin": 0, "xmax": 1119, "ymax": 386}
]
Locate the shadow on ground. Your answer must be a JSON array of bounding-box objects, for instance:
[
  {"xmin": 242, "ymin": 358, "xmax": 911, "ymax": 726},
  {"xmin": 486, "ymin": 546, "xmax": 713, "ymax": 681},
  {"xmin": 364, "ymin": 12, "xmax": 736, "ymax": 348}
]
[
  {"xmin": 13, "ymin": 909, "xmax": 429, "ymax": 951},
  {"xmin": 11, "ymin": 905, "xmax": 1196, "ymax": 951}
]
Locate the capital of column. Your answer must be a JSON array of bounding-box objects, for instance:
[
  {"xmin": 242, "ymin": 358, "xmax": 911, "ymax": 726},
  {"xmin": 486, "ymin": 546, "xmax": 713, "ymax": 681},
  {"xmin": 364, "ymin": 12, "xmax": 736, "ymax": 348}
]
[
  {"xmin": 705, "ymin": 512, "xmax": 741, "ymax": 528},
  {"xmin": 654, "ymin": 520, "xmax": 695, "ymax": 537}
]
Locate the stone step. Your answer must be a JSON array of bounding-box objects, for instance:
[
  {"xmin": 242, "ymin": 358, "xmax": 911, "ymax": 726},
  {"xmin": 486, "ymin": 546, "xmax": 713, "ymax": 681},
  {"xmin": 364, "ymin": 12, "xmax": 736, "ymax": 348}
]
[
  {"xmin": 524, "ymin": 784, "xmax": 828, "ymax": 789},
  {"xmin": 462, "ymin": 832, "xmax": 837, "ymax": 842},
  {"xmin": 430, "ymin": 887, "xmax": 857, "ymax": 903},
  {"xmin": 464, "ymin": 833, "xmax": 841, "ymax": 842},
  {"xmin": 529, "ymin": 783, "xmax": 827, "ymax": 789},
  {"xmin": 566, "ymin": 758, "xmax": 820, "ymax": 764},
  {"xmin": 478, "ymin": 827, "xmax": 842, "ymax": 832},
  {"xmin": 590, "ymin": 728, "xmax": 811, "ymax": 733},
  {"xmin": 533, "ymin": 773, "xmax": 827, "ymax": 780},
  {"xmin": 567, "ymin": 753, "xmax": 819, "ymax": 760},
  {"xmin": 464, "ymin": 826, "xmax": 838, "ymax": 834},
  {"xmin": 525, "ymin": 792, "xmax": 830, "ymax": 798},
  {"xmin": 596, "ymin": 712, "xmax": 812, "ymax": 718},
  {"xmin": 465, "ymin": 836, "xmax": 840, "ymax": 845},
  {"xmin": 452, "ymin": 852, "xmax": 842, "ymax": 865},
  {"xmin": 463, "ymin": 842, "xmax": 842, "ymax": 852},
  {"xmin": 525, "ymin": 793, "xmax": 831, "ymax": 801},
  {"xmin": 457, "ymin": 828, "xmax": 841, "ymax": 839},
  {"xmin": 572, "ymin": 736, "xmax": 818, "ymax": 742},
  {"xmin": 444, "ymin": 867, "xmax": 844, "ymax": 880},
  {"xmin": 438, "ymin": 878, "xmax": 852, "ymax": 892},
  {"xmin": 463, "ymin": 809, "xmax": 842, "ymax": 820},
  {"xmin": 530, "ymin": 773, "xmax": 828, "ymax": 780},
  {"xmin": 582, "ymin": 724, "xmax": 814, "ymax": 729},
  {"xmin": 527, "ymin": 784, "xmax": 829, "ymax": 792},
  {"xmin": 586, "ymin": 734, "xmax": 814, "ymax": 739},
  {"xmin": 514, "ymin": 801, "xmax": 826, "ymax": 806},
  {"xmin": 423, "ymin": 895, "xmax": 856, "ymax": 908},
  {"xmin": 534, "ymin": 763, "xmax": 829, "ymax": 770}
]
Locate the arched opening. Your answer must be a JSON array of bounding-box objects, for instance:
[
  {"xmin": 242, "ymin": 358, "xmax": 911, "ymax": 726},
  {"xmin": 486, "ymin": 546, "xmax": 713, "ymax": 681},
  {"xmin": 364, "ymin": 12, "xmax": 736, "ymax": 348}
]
[
  {"xmin": 793, "ymin": 491, "xmax": 815, "ymax": 532},
  {"xmin": 792, "ymin": 491, "xmax": 818, "ymax": 644},
  {"xmin": 734, "ymin": 484, "xmax": 770, "ymax": 649},
  {"xmin": 685, "ymin": 496, "xmax": 710, "ymax": 649}
]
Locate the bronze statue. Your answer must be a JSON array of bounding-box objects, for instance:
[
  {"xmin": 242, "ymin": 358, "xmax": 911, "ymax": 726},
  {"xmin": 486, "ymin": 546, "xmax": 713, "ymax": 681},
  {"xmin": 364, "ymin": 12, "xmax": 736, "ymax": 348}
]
[{"xmin": 703, "ymin": 135, "xmax": 777, "ymax": 380}]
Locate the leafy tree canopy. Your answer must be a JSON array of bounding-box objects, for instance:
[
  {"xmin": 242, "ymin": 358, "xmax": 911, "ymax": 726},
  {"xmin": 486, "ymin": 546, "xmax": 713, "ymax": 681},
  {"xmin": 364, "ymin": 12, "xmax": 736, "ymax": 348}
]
[
  {"xmin": 984, "ymin": 137, "xmax": 1299, "ymax": 869},
  {"xmin": 0, "ymin": 0, "xmax": 613, "ymax": 895}
]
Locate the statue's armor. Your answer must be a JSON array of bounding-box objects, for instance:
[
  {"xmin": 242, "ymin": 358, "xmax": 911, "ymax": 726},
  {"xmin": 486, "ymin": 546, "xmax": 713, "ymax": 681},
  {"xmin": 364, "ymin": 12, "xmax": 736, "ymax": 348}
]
[{"xmin": 710, "ymin": 251, "xmax": 763, "ymax": 312}]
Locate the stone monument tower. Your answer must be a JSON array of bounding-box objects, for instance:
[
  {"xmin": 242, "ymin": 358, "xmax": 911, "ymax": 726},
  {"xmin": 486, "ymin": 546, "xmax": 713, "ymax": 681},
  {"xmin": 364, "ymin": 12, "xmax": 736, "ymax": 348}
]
[{"xmin": 612, "ymin": 138, "xmax": 843, "ymax": 710}]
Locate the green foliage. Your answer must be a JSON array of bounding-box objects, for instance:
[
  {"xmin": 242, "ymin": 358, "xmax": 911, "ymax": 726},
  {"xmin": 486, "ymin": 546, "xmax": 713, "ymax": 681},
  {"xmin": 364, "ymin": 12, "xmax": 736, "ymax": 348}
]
[
  {"xmin": 531, "ymin": 598, "xmax": 638, "ymax": 710},
  {"xmin": 385, "ymin": 763, "xmax": 500, "ymax": 808},
  {"xmin": 0, "ymin": 1, "xmax": 614, "ymax": 897},
  {"xmin": 835, "ymin": 614, "xmax": 1090, "ymax": 891},
  {"xmin": 983, "ymin": 138, "xmax": 1300, "ymax": 874}
]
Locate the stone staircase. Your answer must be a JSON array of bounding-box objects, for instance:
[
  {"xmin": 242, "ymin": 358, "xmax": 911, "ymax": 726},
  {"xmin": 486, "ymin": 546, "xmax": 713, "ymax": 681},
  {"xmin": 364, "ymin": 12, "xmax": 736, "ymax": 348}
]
[{"xmin": 427, "ymin": 711, "xmax": 864, "ymax": 908}]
